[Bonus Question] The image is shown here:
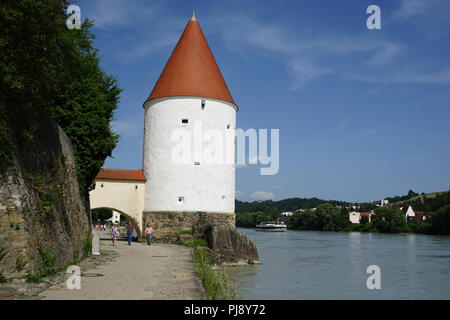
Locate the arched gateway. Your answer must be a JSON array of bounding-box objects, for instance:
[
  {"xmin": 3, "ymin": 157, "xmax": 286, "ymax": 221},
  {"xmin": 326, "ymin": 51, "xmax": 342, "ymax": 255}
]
[{"xmin": 89, "ymin": 169, "xmax": 146, "ymax": 238}]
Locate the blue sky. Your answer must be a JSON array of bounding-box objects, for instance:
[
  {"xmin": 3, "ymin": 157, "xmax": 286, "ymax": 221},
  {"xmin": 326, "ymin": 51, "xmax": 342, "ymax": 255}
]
[{"xmin": 78, "ymin": 0, "xmax": 450, "ymax": 203}]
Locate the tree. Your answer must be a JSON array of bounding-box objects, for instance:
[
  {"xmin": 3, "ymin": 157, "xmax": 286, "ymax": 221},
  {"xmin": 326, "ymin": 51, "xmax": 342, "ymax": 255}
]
[
  {"xmin": 360, "ymin": 215, "xmax": 369, "ymax": 225},
  {"xmin": 50, "ymin": 19, "xmax": 121, "ymax": 192},
  {"xmin": 0, "ymin": 0, "xmax": 121, "ymax": 194},
  {"xmin": 372, "ymin": 207, "xmax": 405, "ymax": 233},
  {"xmin": 427, "ymin": 205, "xmax": 450, "ymax": 235},
  {"xmin": 1, "ymin": 0, "xmax": 70, "ymax": 164}
]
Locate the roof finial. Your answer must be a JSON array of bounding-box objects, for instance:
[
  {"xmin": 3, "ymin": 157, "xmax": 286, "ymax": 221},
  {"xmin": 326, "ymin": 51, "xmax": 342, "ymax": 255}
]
[{"xmin": 191, "ymin": 10, "xmax": 197, "ymax": 21}]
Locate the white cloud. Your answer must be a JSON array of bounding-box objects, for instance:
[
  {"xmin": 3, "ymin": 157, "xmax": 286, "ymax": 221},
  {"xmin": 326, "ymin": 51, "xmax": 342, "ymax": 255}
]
[
  {"xmin": 250, "ymin": 191, "xmax": 275, "ymax": 201},
  {"xmin": 289, "ymin": 59, "xmax": 331, "ymax": 90},
  {"xmin": 348, "ymin": 68, "xmax": 450, "ymax": 85},
  {"xmin": 206, "ymin": 13, "xmax": 402, "ymax": 88},
  {"xmin": 235, "ymin": 190, "xmax": 245, "ymax": 198},
  {"xmin": 393, "ymin": 0, "xmax": 431, "ymax": 19},
  {"xmin": 86, "ymin": 0, "xmax": 159, "ymax": 29}
]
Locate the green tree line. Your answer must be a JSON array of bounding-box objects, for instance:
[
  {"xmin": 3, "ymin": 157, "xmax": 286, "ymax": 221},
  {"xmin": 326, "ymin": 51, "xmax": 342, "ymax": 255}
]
[{"xmin": 236, "ymin": 190, "xmax": 450, "ymax": 235}]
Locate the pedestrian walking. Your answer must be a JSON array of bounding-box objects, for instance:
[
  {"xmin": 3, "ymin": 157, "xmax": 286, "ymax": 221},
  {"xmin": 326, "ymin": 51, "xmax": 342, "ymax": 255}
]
[
  {"xmin": 145, "ymin": 224, "xmax": 153, "ymax": 246},
  {"xmin": 111, "ymin": 224, "xmax": 119, "ymax": 247},
  {"xmin": 126, "ymin": 222, "xmax": 134, "ymax": 245}
]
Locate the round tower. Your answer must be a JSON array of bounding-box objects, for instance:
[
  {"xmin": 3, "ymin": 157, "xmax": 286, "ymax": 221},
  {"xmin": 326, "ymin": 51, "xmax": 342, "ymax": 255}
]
[{"xmin": 142, "ymin": 13, "xmax": 237, "ymax": 223}]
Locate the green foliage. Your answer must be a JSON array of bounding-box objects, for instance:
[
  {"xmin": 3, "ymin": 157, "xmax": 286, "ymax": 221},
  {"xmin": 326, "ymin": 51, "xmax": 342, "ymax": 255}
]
[
  {"xmin": 179, "ymin": 230, "xmax": 193, "ymax": 235},
  {"xmin": 386, "ymin": 190, "xmax": 419, "ymax": 203},
  {"xmin": 50, "ymin": 20, "xmax": 121, "ymax": 193},
  {"xmin": 193, "ymin": 247, "xmax": 237, "ymax": 300},
  {"xmin": 371, "ymin": 207, "xmax": 405, "ymax": 233},
  {"xmin": 358, "ymin": 202, "xmax": 378, "ymax": 212},
  {"xmin": 0, "ymin": 0, "xmax": 120, "ymax": 194},
  {"xmin": 235, "ymin": 198, "xmax": 350, "ymax": 215},
  {"xmin": 287, "ymin": 204, "xmax": 351, "ymax": 232},
  {"xmin": 427, "ymin": 205, "xmax": 450, "ymax": 235},
  {"xmin": 0, "ymin": 120, "xmax": 13, "ymax": 167},
  {"xmin": 91, "ymin": 208, "xmax": 113, "ymax": 222},
  {"xmin": 25, "ymin": 249, "xmax": 57, "ymax": 283},
  {"xmin": 83, "ymin": 236, "xmax": 92, "ymax": 258},
  {"xmin": 360, "ymin": 215, "xmax": 369, "ymax": 225},
  {"xmin": 236, "ymin": 211, "xmax": 271, "ymax": 228},
  {"xmin": 39, "ymin": 193, "xmax": 54, "ymax": 218}
]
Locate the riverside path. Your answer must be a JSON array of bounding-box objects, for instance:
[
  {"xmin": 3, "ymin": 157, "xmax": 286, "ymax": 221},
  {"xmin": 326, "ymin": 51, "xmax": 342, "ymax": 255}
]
[{"xmin": 39, "ymin": 230, "xmax": 207, "ymax": 300}]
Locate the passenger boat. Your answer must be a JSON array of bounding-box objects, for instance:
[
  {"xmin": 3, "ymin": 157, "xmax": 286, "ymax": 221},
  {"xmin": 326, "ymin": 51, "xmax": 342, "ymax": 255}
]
[{"xmin": 255, "ymin": 221, "xmax": 287, "ymax": 232}]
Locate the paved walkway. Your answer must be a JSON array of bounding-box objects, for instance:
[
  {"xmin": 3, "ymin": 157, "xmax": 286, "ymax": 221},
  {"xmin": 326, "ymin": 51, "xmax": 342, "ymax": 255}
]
[{"xmin": 39, "ymin": 231, "xmax": 206, "ymax": 300}]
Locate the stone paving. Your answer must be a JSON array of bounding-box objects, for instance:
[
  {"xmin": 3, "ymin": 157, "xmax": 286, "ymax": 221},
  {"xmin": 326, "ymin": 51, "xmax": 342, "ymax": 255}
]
[
  {"xmin": 39, "ymin": 232, "xmax": 207, "ymax": 300},
  {"xmin": 0, "ymin": 231, "xmax": 206, "ymax": 300}
]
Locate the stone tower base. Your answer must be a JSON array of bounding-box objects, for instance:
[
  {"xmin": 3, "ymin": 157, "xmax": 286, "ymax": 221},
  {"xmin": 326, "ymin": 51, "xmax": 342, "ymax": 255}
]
[{"xmin": 142, "ymin": 211, "xmax": 235, "ymax": 243}]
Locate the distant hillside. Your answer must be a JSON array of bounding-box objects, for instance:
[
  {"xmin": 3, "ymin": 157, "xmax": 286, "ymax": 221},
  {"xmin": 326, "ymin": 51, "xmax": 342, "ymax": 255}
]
[
  {"xmin": 395, "ymin": 191, "xmax": 447, "ymax": 204},
  {"xmin": 235, "ymin": 198, "xmax": 351, "ymax": 214}
]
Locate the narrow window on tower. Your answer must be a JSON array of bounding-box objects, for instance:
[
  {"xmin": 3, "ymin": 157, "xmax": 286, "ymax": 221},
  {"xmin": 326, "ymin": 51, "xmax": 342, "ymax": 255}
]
[
  {"xmin": 227, "ymin": 124, "xmax": 231, "ymax": 129},
  {"xmin": 182, "ymin": 119, "xmax": 188, "ymax": 124},
  {"xmin": 201, "ymin": 100, "xmax": 205, "ymax": 110},
  {"xmin": 194, "ymin": 161, "xmax": 200, "ymax": 166},
  {"xmin": 178, "ymin": 196, "xmax": 184, "ymax": 205}
]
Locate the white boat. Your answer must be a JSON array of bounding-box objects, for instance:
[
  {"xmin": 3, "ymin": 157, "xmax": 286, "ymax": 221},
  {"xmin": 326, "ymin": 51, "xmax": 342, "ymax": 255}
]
[{"xmin": 255, "ymin": 221, "xmax": 287, "ymax": 232}]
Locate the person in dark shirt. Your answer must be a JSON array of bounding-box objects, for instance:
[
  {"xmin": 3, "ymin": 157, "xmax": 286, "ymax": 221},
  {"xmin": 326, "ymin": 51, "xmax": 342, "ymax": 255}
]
[{"xmin": 126, "ymin": 222, "xmax": 134, "ymax": 245}]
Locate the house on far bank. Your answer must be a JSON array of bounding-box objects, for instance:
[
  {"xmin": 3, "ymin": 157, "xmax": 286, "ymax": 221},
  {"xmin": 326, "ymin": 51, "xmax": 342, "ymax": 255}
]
[
  {"xmin": 281, "ymin": 211, "xmax": 293, "ymax": 217},
  {"xmin": 370, "ymin": 199, "xmax": 389, "ymax": 207},
  {"xmin": 349, "ymin": 211, "xmax": 373, "ymax": 224},
  {"xmin": 400, "ymin": 205, "xmax": 426, "ymax": 222}
]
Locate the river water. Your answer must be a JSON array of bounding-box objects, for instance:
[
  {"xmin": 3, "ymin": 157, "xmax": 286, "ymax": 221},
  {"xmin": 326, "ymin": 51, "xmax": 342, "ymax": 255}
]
[{"xmin": 226, "ymin": 228, "xmax": 450, "ymax": 299}]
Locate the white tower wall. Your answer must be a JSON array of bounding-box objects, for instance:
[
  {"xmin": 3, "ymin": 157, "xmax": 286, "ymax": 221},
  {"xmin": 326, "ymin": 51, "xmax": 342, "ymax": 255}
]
[{"xmin": 143, "ymin": 96, "xmax": 236, "ymax": 213}]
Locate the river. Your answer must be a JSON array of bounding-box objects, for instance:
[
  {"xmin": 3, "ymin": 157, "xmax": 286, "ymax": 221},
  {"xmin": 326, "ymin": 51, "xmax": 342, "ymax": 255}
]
[{"xmin": 226, "ymin": 228, "xmax": 450, "ymax": 299}]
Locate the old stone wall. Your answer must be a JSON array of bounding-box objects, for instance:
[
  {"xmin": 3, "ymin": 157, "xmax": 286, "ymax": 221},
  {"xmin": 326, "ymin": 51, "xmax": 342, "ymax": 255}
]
[
  {"xmin": 0, "ymin": 119, "xmax": 91, "ymax": 281},
  {"xmin": 142, "ymin": 211, "xmax": 235, "ymax": 243}
]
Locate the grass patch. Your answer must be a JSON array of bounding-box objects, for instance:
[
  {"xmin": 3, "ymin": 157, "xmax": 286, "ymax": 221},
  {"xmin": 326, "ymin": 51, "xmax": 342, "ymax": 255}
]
[{"xmin": 193, "ymin": 247, "xmax": 238, "ymax": 300}]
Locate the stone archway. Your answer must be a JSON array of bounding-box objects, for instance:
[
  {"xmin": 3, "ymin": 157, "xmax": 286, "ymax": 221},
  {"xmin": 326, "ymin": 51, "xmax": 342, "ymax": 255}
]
[{"xmin": 91, "ymin": 207, "xmax": 142, "ymax": 240}]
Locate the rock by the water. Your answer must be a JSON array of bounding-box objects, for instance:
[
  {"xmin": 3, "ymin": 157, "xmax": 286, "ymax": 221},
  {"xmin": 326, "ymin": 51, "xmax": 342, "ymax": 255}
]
[{"xmin": 204, "ymin": 224, "xmax": 261, "ymax": 265}]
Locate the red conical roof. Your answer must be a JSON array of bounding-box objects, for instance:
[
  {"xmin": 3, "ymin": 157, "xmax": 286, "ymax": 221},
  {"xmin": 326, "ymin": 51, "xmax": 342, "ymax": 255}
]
[{"xmin": 144, "ymin": 13, "xmax": 236, "ymax": 107}]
